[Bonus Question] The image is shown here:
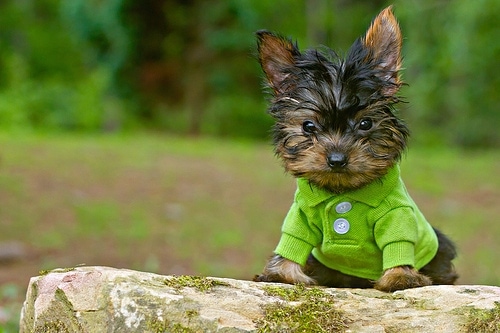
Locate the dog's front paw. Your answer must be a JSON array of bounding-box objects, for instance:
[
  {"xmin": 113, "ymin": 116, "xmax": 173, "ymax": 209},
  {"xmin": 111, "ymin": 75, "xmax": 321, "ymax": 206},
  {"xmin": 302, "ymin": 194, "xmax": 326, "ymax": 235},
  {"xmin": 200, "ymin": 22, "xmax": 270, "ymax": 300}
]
[
  {"xmin": 254, "ymin": 254, "xmax": 316, "ymax": 285},
  {"xmin": 253, "ymin": 273, "xmax": 282, "ymax": 283},
  {"xmin": 374, "ymin": 266, "xmax": 432, "ymax": 292}
]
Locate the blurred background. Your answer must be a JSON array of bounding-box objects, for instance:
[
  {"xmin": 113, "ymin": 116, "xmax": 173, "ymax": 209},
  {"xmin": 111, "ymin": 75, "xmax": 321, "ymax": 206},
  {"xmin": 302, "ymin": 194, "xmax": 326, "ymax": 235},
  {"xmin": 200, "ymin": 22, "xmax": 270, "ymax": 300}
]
[{"xmin": 0, "ymin": 0, "xmax": 499, "ymax": 330}]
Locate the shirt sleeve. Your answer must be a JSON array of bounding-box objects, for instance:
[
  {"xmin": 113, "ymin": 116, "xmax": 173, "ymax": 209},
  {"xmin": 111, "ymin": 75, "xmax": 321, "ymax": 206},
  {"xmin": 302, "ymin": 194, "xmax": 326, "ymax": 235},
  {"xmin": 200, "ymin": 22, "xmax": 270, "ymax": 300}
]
[
  {"xmin": 274, "ymin": 201, "xmax": 322, "ymax": 266},
  {"xmin": 374, "ymin": 206, "xmax": 418, "ymax": 271}
]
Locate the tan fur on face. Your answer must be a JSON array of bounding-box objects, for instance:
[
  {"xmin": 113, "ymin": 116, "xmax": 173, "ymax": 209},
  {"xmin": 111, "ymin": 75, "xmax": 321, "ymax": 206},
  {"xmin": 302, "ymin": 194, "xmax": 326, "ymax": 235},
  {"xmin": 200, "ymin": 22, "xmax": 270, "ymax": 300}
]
[{"xmin": 275, "ymin": 102, "xmax": 406, "ymax": 193}]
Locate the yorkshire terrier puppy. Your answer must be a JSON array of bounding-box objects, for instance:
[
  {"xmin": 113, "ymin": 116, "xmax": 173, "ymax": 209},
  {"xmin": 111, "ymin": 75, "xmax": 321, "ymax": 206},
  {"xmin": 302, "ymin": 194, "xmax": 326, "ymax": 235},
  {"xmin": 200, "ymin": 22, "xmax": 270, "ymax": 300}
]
[{"xmin": 254, "ymin": 6, "xmax": 458, "ymax": 292}]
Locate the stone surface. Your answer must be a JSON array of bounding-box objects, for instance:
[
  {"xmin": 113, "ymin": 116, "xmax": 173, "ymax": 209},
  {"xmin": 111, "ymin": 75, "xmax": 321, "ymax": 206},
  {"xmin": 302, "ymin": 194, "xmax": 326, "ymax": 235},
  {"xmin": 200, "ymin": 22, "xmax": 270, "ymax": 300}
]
[{"xmin": 19, "ymin": 266, "xmax": 500, "ymax": 332}]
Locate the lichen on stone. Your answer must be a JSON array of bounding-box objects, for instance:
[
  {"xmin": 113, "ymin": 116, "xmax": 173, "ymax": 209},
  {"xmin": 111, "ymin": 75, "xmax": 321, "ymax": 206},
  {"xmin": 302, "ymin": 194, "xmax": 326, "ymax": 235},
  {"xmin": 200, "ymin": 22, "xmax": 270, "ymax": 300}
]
[
  {"xmin": 255, "ymin": 284, "xmax": 348, "ymax": 333},
  {"xmin": 145, "ymin": 305, "xmax": 219, "ymax": 333},
  {"xmin": 35, "ymin": 320, "xmax": 70, "ymax": 333},
  {"xmin": 147, "ymin": 317, "xmax": 197, "ymax": 333},
  {"xmin": 164, "ymin": 275, "xmax": 229, "ymax": 292},
  {"xmin": 459, "ymin": 288, "xmax": 480, "ymax": 295}
]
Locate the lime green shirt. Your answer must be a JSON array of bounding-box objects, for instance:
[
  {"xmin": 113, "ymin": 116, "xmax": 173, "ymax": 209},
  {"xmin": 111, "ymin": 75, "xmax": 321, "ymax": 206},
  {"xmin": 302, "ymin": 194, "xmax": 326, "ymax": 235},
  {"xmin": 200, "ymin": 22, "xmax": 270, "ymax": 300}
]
[{"xmin": 275, "ymin": 165, "xmax": 438, "ymax": 281}]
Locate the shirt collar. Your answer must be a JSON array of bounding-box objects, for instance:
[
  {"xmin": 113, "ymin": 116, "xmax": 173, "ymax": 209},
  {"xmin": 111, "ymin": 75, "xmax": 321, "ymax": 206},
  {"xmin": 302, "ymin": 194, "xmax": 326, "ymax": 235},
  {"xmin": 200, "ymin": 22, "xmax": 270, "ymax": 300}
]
[{"xmin": 297, "ymin": 165, "xmax": 401, "ymax": 207}]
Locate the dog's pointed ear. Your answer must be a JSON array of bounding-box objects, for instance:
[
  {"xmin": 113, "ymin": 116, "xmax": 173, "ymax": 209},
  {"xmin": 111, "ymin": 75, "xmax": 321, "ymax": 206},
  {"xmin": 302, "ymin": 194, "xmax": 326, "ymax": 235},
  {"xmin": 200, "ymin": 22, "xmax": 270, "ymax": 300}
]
[
  {"xmin": 256, "ymin": 30, "xmax": 300, "ymax": 94},
  {"xmin": 362, "ymin": 6, "xmax": 402, "ymax": 95}
]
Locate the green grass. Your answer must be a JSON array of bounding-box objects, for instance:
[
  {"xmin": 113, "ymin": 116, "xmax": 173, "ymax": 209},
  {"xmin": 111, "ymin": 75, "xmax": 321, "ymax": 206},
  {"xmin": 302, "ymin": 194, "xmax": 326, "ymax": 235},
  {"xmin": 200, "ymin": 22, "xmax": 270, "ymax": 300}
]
[{"xmin": 0, "ymin": 133, "xmax": 499, "ymax": 331}]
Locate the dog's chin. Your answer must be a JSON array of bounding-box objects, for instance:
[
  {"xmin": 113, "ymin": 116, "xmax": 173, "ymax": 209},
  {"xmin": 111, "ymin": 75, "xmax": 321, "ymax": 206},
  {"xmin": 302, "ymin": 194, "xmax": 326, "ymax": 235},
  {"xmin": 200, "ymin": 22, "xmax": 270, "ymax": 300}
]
[{"xmin": 299, "ymin": 170, "xmax": 380, "ymax": 194}]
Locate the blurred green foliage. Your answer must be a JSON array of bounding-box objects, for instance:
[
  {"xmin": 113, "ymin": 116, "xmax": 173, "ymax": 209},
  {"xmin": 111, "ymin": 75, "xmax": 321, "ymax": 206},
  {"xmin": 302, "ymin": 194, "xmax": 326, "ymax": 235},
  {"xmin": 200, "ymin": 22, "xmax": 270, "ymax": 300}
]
[{"xmin": 0, "ymin": 0, "xmax": 498, "ymax": 146}]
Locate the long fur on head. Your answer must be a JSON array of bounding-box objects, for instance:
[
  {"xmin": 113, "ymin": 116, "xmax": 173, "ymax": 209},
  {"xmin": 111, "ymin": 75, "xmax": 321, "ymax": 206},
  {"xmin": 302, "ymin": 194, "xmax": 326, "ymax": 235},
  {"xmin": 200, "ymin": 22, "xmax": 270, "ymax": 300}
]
[{"xmin": 257, "ymin": 7, "xmax": 409, "ymax": 193}]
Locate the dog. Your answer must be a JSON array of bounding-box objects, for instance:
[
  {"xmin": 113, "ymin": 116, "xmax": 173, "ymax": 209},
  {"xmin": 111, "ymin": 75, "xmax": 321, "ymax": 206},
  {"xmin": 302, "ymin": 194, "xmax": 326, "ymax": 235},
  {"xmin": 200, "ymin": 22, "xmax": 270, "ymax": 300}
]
[{"xmin": 253, "ymin": 6, "xmax": 458, "ymax": 292}]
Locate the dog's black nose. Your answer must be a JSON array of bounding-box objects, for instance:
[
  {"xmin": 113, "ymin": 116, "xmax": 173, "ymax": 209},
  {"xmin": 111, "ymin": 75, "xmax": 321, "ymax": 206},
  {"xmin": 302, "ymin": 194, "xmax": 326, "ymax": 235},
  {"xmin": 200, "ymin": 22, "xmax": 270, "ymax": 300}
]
[{"xmin": 327, "ymin": 153, "xmax": 348, "ymax": 169}]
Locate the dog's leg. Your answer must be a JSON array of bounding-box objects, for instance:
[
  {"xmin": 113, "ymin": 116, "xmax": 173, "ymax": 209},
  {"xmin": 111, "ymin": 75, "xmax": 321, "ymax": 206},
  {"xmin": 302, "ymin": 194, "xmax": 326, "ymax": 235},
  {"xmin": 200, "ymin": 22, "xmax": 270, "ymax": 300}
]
[
  {"xmin": 254, "ymin": 254, "xmax": 316, "ymax": 285},
  {"xmin": 374, "ymin": 265, "xmax": 432, "ymax": 292},
  {"xmin": 419, "ymin": 228, "xmax": 459, "ymax": 284}
]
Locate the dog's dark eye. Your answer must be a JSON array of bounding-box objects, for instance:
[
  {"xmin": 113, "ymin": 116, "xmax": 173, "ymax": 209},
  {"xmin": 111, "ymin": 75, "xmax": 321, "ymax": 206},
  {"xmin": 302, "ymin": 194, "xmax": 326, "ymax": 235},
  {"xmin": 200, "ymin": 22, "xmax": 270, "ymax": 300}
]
[
  {"xmin": 358, "ymin": 118, "xmax": 373, "ymax": 131},
  {"xmin": 302, "ymin": 120, "xmax": 318, "ymax": 134}
]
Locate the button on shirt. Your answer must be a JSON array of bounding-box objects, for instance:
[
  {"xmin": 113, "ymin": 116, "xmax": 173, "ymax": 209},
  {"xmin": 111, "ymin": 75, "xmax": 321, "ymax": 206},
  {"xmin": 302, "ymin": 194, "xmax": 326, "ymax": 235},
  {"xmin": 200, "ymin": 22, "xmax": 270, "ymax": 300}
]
[
  {"xmin": 333, "ymin": 218, "xmax": 350, "ymax": 234},
  {"xmin": 274, "ymin": 165, "xmax": 439, "ymax": 281}
]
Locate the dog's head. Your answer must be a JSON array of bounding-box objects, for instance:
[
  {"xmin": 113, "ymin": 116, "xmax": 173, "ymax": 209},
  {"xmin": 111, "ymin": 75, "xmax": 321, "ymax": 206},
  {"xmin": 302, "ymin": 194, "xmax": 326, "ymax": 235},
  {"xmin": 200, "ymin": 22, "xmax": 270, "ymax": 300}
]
[{"xmin": 257, "ymin": 7, "xmax": 409, "ymax": 193}]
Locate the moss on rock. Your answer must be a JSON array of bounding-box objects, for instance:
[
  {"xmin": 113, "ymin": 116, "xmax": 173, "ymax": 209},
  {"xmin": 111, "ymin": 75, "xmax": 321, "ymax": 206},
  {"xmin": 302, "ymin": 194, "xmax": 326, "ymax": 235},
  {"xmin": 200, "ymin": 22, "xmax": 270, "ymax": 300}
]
[
  {"xmin": 462, "ymin": 301, "xmax": 500, "ymax": 332},
  {"xmin": 255, "ymin": 284, "xmax": 348, "ymax": 333},
  {"xmin": 164, "ymin": 275, "xmax": 230, "ymax": 292}
]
